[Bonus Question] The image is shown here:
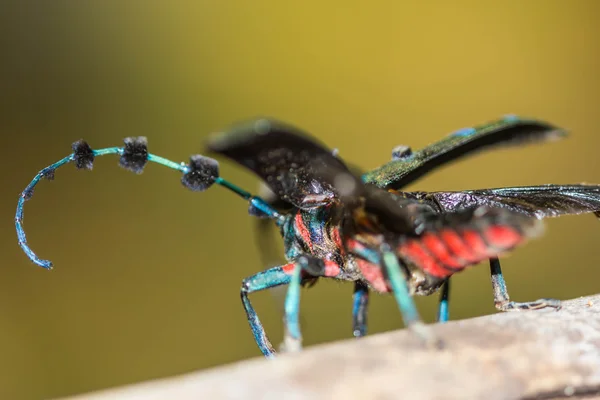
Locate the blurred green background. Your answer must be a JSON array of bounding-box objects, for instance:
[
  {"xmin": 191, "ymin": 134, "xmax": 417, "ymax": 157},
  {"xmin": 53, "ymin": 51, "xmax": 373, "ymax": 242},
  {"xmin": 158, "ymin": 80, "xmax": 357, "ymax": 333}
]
[{"xmin": 1, "ymin": 1, "xmax": 599, "ymax": 399}]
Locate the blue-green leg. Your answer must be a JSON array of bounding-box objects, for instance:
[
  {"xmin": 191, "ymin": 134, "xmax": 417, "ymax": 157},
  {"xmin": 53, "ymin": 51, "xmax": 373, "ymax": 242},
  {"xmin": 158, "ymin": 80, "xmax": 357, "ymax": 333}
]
[
  {"xmin": 241, "ymin": 265, "xmax": 293, "ymax": 358},
  {"xmin": 380, "ymin": 244, "xmax": 442, "ymax": 348},
  {"xmin": 243, "ymin": 257, "xmax": 338, "ymax": 355},
  {"xmin": 489, "ymin": 257, "xmax": 561, "ymax": 311},
  {"xmin": 282, "ymin": 258, "xmax": 304, "ymax": 352},
  {"xmin": 282, "ymin": 256, "xmax": 344, "ymax": 352},
  {"xmin": 352, "ymin": 281, "xmax": 369, "ymax": 337},
  {"xmin": 437, "ymin": 279, "xmax": 450, "ymax": 323}
]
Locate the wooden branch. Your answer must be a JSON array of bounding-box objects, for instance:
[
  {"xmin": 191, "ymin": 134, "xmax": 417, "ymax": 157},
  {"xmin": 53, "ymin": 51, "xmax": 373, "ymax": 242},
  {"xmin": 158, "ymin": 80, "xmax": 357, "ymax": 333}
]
[{"xmin": 61, "ymin": 294, "xmax": 600, "ymax": 400}]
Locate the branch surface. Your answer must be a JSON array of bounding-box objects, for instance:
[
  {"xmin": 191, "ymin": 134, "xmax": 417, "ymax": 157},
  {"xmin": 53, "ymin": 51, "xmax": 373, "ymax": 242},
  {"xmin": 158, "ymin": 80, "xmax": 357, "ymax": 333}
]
[{"xmin": 61, "ymin": 294, "xmax": 600, "ymax": 400}]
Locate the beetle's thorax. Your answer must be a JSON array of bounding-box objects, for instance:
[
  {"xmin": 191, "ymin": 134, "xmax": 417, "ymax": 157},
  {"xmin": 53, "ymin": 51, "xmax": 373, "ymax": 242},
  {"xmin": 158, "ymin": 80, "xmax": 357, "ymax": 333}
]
[
  {"xmin": 279, "ymin": 203, "xmax": 444, "ymax": 295},
  {"xmin": 281, "ymin": 205, "xmax": 346, "ymax": 265}
]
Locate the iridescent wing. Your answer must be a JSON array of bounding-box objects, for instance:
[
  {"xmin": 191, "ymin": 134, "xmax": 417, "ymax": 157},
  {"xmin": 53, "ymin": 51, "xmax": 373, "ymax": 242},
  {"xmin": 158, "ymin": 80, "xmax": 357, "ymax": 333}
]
[
  {"xmin": 394, "ymin": 184, "xmax": 600, "ymax": 279},
  {"xmin": 405, "ymin": 184, "xmax": 600, "ymax": 219},
  {"xmin": 362, "ymin": 116, "xmax": 566, "ymax": 190}
]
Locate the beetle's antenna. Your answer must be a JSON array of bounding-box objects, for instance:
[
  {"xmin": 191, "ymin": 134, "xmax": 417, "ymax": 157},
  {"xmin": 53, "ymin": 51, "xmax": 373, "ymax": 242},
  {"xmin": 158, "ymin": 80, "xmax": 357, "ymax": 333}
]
[{"xmin": 15, "ymin": 137, "xmax": 284, "ymax": 270}]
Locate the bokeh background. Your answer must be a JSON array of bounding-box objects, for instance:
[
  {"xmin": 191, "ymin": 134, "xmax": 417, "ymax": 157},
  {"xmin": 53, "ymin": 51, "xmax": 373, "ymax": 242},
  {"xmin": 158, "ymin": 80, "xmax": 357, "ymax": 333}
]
[{"xmin": 1, "ymin": 1, "xmax": 599, "ymax": 399}]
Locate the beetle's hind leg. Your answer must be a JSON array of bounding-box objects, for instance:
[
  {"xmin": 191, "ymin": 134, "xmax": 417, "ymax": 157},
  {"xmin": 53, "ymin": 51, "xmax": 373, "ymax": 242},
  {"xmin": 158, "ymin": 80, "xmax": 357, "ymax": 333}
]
[{"xmin": 489, "ymin": 257, "xmax": 561, "ymax": 311}]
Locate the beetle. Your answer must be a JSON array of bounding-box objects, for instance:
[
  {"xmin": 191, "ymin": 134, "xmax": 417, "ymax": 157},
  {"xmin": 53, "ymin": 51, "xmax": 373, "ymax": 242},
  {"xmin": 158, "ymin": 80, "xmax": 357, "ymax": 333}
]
[{"xmin": 16, "ymin": 115, "xmax": 600, "ymax": 358}]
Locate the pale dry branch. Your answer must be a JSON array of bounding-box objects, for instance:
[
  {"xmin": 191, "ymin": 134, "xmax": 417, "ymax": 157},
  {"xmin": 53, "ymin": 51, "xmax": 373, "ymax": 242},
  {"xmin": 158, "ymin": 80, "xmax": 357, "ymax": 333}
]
[{"xmin": 61, "ymin": 294, "xmax": 600, "ymax": 400}]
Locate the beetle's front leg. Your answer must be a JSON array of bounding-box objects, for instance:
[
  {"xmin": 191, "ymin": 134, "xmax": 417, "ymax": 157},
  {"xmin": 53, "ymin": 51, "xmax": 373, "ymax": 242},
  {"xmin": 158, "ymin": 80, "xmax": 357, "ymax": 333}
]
[
  {"xmin": 243, "ymin": 257, "xmax": 343, "ymax": 357},
  {"xmin": 489, "ymin": 257, "xmax": 561, "ymax": 311},
  {"xmin": 282, "ymin": 255, "xmax": 343, "ymax": 353},
  {"xmin": 241, "ymin": 265, "xmax": 293, "ymax": 358}
]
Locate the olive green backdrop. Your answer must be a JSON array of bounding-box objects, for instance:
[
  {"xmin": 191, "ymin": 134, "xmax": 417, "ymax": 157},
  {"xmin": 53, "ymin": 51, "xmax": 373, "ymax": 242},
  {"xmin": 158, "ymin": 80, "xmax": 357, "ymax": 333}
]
[{"xmin": 1, "ymin": 1, "xmax": 599, "ymax": 399}]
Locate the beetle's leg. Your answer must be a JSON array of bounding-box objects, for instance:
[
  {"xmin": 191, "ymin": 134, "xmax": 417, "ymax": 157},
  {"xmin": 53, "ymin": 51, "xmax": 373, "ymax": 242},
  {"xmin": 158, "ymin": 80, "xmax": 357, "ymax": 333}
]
[
  {"xmin": 243, "ymin": 258, "xmax": 343, "ymax": 357},
  {"xmin": 379, "ymin": 244, "xmax": 443, "ymax": 348},
  {"xmin": 489, "ymin": 257, "xmax": 561, "ymax": 311},
  {"xmin": 241, "ymin": 265, "xmax": 295, "ymax": 358},
  {"xmin": 346, "ymin": 241, "xmax": 441, "ymax": 347},
  {"xmin": 282, "ymin": 256, "xmax": 344, "ymax": 353},
  {"xmin": 352, "ymin": 281, "xmax": 369, "ymax": 337},
  {"xmin": 437, "ymin": 279, "xmax": 450, "ymax": 323}
]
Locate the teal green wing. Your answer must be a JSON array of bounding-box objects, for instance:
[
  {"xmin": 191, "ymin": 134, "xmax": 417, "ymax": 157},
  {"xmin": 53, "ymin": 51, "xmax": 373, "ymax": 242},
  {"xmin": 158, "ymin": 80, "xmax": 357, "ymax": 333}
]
[{"xmin": 362, "ymin": 116, "xmax": 566, "ymax": 190}]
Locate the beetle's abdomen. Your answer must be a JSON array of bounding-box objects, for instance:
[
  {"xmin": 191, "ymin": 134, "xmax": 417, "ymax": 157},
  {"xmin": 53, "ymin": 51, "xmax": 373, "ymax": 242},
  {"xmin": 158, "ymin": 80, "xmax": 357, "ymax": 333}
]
[{"xmin": 398, "ymin": 225, "xmax": 529, "ymax": 278}]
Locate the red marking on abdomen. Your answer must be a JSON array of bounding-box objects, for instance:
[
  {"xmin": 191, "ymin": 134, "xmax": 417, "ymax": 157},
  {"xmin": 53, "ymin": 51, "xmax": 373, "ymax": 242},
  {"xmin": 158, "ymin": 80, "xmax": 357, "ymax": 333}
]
[
  {"xmin": 390, "ymin": 223, "xmax": 527, "ymax": 279},
  {"xmin": 403, "ymin": 226, "xmax": 526, "ymax": 278},
  {"xmin": 439, "ymin": 229, "xmax": 479, "ymax": 263},
  {"xmin": 356, "ymin": 259, "xmax": 389, "ymax": 292},
  {"xmin": 323, "ymin": 260, "xmax": 341, "ymax": 277},
  {"xmin": 461, "ymin": 230, "xmax": 489, "ymax": 258},
  {"xmin": 330, "ymin": 226, "xmax": 343, "ymax": 250},
  {"xmin": 346, "ymin": 239, "xmax": 389, "ymax": 291},
  {"xmin": 295, "ymin": 213, "xmax": 313, "ymax": 251},
  {"xmin": 346, "ymin": 238, "xmax": 373, "ymax": 258},
  {"xmin": 484, "ymin": 226, "xmax": 523, "ymax": 249},
  {"xmin": 421, "ymin": 233, "xmax": 462, "ymax": 269},
  {"xmin": 398, "ymin": 241, "xmax": 451, "ymax": 278},
  {"xmin": 282, "ymin": 260, "xmax": 340, "ymax": 278}
]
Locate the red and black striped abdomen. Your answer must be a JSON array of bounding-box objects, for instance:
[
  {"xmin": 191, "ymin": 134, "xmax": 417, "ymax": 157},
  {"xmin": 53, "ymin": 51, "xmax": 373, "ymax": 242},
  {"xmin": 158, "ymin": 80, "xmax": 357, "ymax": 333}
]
[{"xmin": 398, "ymin": 222, "xmax": 538, "ymax": 279}]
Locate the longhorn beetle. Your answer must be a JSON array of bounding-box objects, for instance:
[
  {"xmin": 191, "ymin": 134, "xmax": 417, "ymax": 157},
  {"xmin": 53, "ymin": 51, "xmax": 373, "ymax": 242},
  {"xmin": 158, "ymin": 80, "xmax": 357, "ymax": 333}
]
[{"xmin": 16, "ymin": 115, "xmax": 600, "ymax": 357}]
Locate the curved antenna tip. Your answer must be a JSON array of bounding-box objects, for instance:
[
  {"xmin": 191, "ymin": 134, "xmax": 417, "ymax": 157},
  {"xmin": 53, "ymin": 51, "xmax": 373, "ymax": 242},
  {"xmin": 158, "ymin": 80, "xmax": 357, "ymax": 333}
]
[{"xmin": 38, "ymin": 260, "xmax": 53, "ymax": 270}]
